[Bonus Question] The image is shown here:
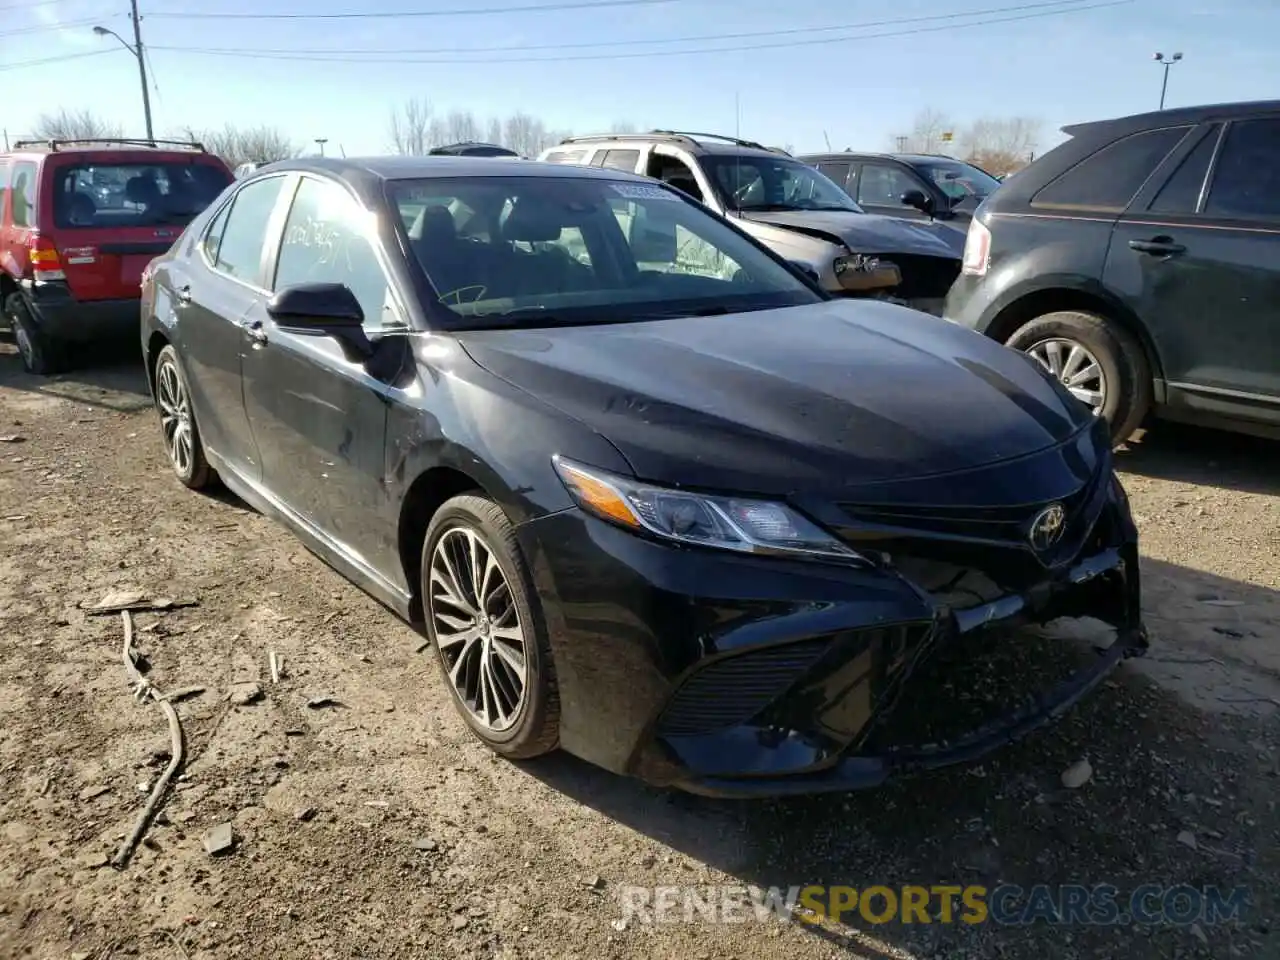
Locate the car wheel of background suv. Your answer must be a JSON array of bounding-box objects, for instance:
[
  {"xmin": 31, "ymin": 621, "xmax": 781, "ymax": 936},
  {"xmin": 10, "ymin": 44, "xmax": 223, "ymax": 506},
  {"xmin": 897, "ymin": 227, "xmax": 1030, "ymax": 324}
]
[
  {"xmin": 153, "ymin": 345, "xmax": 214, "ymax": 490},
  {"xmin": 5, "ymin": 293, "xmax": 66, "ymax": 376},
  {"xmin": 1006, "ymin": 310, "xmax": 1152, "ymax": 444},
  {"xmin": 421, "ymin": 494, "xmax": 560, "ymax": 760}
]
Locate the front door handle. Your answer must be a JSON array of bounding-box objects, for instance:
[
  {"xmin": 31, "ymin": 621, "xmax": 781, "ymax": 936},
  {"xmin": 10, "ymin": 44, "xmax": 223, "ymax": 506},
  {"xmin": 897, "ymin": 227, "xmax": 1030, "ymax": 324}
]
[
  {"xmin": 175, "ymin": 284, "xmax": 192, "ymax": 305},
  {"xmin": 1128, "ymin": 236, "xmax": 1186, "ymax": 256},
  {"xmin": 244, "ymin": 319, "xmax": 268, "ymax": 345}
]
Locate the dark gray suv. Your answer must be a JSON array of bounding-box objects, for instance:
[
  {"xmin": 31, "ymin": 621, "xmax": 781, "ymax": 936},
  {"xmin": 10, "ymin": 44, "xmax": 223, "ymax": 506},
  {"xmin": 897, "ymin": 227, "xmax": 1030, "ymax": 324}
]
[{"xmin": 944, "ymin": 99, "xmax": 1280, "ymax": 443}]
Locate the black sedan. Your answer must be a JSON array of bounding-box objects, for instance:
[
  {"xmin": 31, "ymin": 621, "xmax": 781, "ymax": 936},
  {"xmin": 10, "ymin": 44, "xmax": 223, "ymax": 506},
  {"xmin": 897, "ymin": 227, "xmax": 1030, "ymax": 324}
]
[{"xmin": 139, "ymin": 156, "xmax": 1148, "ymax": 797}]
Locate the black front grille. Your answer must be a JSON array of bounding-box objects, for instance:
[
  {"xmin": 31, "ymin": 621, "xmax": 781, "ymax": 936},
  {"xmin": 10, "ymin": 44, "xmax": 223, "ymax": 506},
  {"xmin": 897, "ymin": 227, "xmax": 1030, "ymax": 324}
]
[
  {"xmin": 655, "ymin": 638, "xmax": 832, "ymax": 738},
  {"xmin": 841, "ymin": 470, "xmax": 1100, "ymax": 549},
  {"xmin": 871, "ymin": 253, "xmax": 961, "ymax": 301}
]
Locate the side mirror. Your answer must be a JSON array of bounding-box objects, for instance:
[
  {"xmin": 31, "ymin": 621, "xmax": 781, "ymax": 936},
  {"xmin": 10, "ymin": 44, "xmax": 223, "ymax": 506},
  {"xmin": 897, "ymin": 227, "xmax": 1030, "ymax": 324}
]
[
  {"xmin": 900, "ymin": 189, "xmax": 934, "ymax": 215},
  {"xmin": 267, "ymin": 282, "xmax": 372, "ymax": 358}
]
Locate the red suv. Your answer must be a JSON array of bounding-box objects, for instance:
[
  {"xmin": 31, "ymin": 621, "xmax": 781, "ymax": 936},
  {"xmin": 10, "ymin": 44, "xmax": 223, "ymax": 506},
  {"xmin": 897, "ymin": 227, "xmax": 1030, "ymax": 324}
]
[{"xmin": 1, "ymin": 138, "xmax": 233, "ymax": 374}]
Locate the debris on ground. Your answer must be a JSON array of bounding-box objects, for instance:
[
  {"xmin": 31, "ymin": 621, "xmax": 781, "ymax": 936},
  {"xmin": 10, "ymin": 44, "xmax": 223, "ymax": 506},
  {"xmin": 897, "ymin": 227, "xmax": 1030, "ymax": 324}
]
[
  {"xmin": 202, "ymin": 822, "xmax": 236, "ymax": 856},
  {"xmin": 1061, "ymin": 759, "xmax": 1093, "ymax": 789},
  {"xmin": 306, "ymin": 696, "xmax": 345, "ymax": 710},
  {"xmin": 228, "ymin": 682, "xmax": 264, "ymax": 707},
  {"xmin": 84, "ymin": 591, "xmax": 200, "ymax": 615}
]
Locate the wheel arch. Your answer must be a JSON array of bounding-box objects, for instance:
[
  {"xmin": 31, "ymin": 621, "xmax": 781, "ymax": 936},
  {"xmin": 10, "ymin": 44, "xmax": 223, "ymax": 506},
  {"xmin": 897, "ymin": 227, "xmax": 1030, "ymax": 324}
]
[
  {"xmin": 144, "ymin": 330, "xmax": 171, "ymax": 395},
  {"xmin": 984, "ymin": 284, "xmax": 1166, "ymax": 392},
  {"xmin": 397, "ymin": 465, "xmax": 490, "ymax": 623}
]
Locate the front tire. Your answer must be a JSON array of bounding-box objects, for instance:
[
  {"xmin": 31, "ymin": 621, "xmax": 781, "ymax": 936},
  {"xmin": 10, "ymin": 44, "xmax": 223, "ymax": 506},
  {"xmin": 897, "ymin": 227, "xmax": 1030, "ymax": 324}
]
[
  {"xmin": 421, "ymin": 494, "xmax": 560, "ymax": 760},
  {"xmin": 5, "ymin": 293, "xmax": 65, "ymax": 376},
  {"xmin": 153, "ymin": 345, "xmax": 213, "ymax": 490},
  {"xmin": 1005, "ymin": 309, "xmax": 1152, "ymax": 444}
]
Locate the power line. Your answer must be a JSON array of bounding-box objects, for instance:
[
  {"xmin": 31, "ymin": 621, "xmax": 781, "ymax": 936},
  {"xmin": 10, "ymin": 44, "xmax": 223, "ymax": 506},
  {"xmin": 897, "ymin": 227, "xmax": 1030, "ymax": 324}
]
[
  {"xmin": 0, "ymin": 49, "xmax": 115, "ymax": 72},
  {"xmin": 148, "ymin": 0, "xmax": 1100, "ymax": 57},
  {"xmin": 145, "ymin": 0, "xmax": 676, "ymax": 20},
  {"xmin": 150, "ymin": 0, "xmax": 1133, "ymax": 64},
  {"xmin": 0, "ymin": 16, "xmax": 112, "ymax": 39}
]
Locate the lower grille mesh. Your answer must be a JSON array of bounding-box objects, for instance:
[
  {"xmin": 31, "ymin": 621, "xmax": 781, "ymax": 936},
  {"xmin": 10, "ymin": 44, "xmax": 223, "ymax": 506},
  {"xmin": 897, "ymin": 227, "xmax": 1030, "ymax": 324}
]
[{"xmin": 656, "ymin": 639, "xmax": 832, "ymax": 738}]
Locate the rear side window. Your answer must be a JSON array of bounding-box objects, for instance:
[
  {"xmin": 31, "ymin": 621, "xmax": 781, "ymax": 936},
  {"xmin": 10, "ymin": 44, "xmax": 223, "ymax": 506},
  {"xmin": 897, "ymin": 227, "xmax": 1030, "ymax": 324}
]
[
  {"xmin": 542, "ymin": 149, "xmax": 588, "ymax": 165},
  {"xmin": 598, "ymin": 149, "xmax": 640, "ymax": 172},
  {"xmin": 1203, "ymin": 118, "xmax": 1280, "ymax": 221},
  {"xmin": 211, "ymin": 176, "xmax": 286, "ymax": 285},
  {"xmin": 1148, "ymin": 126, "xmax": 1221, "ymax": 214},
  {"xmin": 1032, "ymin": 126, "xmax": 1191, "ymax": 212},
  {"xmin": 815, "ymin": 161, "xmax": 852, "ymax": 189},
  {"xmin": 51, "ymin": 161, "xmax": 231, "ymax": 229},
  {"xmin": 10, "ymin": 162, "xmax": 37, "ymax": 227}
]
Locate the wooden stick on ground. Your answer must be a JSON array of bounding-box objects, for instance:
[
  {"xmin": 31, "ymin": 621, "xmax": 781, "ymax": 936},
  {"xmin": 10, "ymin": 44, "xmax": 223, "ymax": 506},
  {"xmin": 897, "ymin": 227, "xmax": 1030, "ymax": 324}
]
[{"xmin": 111, "ymin": 611, "xmax": 186, "ymax": 870}]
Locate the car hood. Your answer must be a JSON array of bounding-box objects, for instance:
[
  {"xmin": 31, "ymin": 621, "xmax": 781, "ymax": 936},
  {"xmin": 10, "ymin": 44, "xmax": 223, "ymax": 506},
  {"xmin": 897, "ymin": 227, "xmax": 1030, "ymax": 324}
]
[
  {"xmin": 737, "ymin": 209, "xmax": 965, "ymax": 259},
  {"xmin": 457, "ymin": 300, "xmax": 1091, "ymax": 498}
]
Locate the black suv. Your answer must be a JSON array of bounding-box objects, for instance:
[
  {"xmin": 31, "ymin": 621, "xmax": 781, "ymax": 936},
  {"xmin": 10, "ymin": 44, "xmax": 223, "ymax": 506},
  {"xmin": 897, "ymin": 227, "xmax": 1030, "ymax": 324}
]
[
  {"xmin": 944, "ymin": 100, "xmax": 1280, "ymax": 443},
  {"xmin": 798, "ymin": 151, "xmax": 1003, "ymax": 233}
]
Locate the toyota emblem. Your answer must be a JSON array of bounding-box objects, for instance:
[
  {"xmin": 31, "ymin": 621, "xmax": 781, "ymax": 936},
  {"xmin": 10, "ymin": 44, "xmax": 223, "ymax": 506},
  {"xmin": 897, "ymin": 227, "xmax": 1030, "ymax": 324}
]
[{"xmin": 1028, "ymin": 503, "xmax": 1067, "ymax": 551}]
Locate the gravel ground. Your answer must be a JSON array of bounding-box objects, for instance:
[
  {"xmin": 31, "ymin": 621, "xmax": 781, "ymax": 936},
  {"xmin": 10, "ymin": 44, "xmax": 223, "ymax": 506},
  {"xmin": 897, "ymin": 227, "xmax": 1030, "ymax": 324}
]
[{"xmin": 0, "ymin": 340, "xmax": 1276, "ymax": 960}]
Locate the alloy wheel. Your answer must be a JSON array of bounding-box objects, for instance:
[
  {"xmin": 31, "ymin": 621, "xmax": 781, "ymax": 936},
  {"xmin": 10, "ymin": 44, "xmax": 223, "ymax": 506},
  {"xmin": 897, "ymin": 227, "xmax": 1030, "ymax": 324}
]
[
  {"xmin": 428, "ymin": 526, "xmax": 528, "ymax": 733},
  {"xmin": 1026, "ymin": 337, "xmax": 1107, "ymax": 413},
  {"xmin": 155, "ymin": 356, "xmax": 194, "ymax": 476}
]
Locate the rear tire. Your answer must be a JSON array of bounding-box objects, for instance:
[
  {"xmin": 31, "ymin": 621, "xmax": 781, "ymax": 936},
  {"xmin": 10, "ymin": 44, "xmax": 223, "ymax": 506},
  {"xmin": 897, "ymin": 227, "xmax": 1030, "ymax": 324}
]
[
  {"xmin": 421, "ymin": 494, "xmax": 560, "ymax": 760},
  {"xmin": 5, "ymin": 293, "xmax": 66, "ymax": 376},
  {"xmin": 1005, "ymin": 309, "xmax": 1151, "ymax": 445},
  {"xmin": 153, "ymin": 345, "xmax": 213, "ymax": 490}
]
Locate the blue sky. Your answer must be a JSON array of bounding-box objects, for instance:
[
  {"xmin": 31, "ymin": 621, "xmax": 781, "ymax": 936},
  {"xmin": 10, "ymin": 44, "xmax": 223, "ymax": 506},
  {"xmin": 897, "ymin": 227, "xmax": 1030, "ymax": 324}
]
[{"xmin": 6, "ymin": 0, "xmax": 1278, "ymax": 156}]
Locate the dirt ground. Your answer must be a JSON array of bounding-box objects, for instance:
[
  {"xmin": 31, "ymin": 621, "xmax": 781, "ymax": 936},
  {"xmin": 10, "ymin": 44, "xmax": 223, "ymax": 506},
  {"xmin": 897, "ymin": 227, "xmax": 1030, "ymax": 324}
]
[{"xmin": 0, "ymin": 338, "xmax": 1276, "ymax": 960}]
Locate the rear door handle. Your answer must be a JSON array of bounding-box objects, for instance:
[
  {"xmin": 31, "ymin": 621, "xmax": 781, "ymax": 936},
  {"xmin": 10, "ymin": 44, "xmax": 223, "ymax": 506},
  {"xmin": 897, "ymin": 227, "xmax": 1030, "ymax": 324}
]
[{"xmin": 1128, "ymin": 236, "xmax": 1186, "ymax": 256}]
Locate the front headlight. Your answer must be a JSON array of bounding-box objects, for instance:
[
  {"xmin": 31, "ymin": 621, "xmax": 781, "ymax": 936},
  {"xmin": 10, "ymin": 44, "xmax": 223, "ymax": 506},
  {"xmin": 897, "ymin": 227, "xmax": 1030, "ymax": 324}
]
[{"xmin": 552, "ymin": 456, "xmax": 866, "ymax": 565}]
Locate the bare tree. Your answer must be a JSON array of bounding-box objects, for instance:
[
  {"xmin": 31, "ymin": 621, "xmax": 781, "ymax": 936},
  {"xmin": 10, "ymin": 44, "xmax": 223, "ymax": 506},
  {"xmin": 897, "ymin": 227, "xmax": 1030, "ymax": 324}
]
[
  {"xmin": 387, "ymin": 99, "xmax": 574, "ymax": 157},
  {"xmin": 31, "ymin": 108, "xmax": 123, "ymax": 142},
  {"xmin": 890, "ymin": 107, "xmax": 957, "ymax": 155},
  {"xmin": 608, "ymin": 119, "xmax": 641, "ymax": 133},
  {"xmin": 960, "ymin": 116, "xmax": 1042, "ymax": 177},
  {"xmin": 176, "ymin": 124, "xmax": 297, "ymax": 168},
  {"xmin": 389, "ymin": 97, "xmax": 434, "ymax": 155}
]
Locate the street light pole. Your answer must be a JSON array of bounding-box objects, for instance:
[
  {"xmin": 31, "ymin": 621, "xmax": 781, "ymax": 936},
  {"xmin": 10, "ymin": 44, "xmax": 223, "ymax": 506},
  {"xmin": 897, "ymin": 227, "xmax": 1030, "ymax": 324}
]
[
  {"xmin": 315, "ymin": 138, "xmax": 328, "ymax": 156},
  {"xmin": 93, "ymin": 0, "xmax": 154, "ymax": 141},
  {"xmin": 1152, "ymin": 51, "xmax": 1183, "ymax": 111}
]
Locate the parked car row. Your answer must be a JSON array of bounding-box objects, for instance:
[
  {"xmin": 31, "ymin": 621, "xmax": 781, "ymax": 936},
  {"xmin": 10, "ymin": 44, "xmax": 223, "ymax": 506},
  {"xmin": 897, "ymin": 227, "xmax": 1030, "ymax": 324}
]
[{"xmin": 538, "ymin": 131, "xmax": 966, "ymax": 316}]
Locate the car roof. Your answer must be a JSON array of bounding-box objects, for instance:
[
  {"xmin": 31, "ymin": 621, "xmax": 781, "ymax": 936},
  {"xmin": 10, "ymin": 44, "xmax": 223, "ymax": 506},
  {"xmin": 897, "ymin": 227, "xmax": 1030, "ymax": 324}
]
[
  {"xmin": 247, "ymin": 155, "xmax": 661, "ymax": 206},
  {"xmin": 798, "ymin": 151, "xmax": 965, "ymax": 164},
  {"xmin": 549, "ymin": 131, "xmax": 790, "ymax": 160},
  {"xmin": 1062, "ymin": 99, "xmax": 1280, "ymax": 137},
  {"xmin": 1, "ymin": 138, "xmax": 212, "ymax": 161}
]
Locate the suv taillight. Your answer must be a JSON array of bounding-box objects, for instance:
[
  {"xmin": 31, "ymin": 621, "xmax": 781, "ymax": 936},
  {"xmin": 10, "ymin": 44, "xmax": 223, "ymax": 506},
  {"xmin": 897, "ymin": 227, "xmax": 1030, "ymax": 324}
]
[
  {"xmin": 28, "ymin": 236, "xmax": 65, "ymax": 283},
  {"xmin": 961, "ymin": 217, "xmax": 991, "ymax": 277}
]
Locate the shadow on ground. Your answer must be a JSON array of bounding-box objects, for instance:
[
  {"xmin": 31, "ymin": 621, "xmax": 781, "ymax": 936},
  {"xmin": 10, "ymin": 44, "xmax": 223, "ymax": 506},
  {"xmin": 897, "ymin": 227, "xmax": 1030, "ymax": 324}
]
[
  {"xmin": 522, "ymin": 558, "xmax": 1278, "ymax": 959},
  {"xmin": 1119, "ymin": 421, "xmax": 1280, "ymax": 497},
  {"xmin": 0, "ymin": 333, "xmax": 151, "ymax": 413}
]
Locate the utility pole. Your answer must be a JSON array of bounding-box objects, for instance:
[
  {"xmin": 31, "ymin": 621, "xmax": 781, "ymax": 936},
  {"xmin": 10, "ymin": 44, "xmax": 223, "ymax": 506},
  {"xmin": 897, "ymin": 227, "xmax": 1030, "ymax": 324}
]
[
  {"xmin": 93, "ymin": 1, "xmax": 154, "ymax": 141},
  {"xmin": 315, "ymin": 138, "xmax": 328, "ymax": 156},
  {"xmin": 896, "ymin": 135, "xmax": 908, "ymax": 152},
  {"xmin": 1153, "ymin": 51, "xmax": 1183, "ymax": 110}
]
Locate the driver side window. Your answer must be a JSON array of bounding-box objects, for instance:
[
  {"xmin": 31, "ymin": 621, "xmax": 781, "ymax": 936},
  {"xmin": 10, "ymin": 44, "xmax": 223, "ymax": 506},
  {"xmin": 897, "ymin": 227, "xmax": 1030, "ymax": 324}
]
[
  {"xmin": 857, "ymin": 164, "xmax": 921, "ymax": 206},
  {"xmin": 273, "ymin": 177, "xmax": 403, "ymax": 331}
]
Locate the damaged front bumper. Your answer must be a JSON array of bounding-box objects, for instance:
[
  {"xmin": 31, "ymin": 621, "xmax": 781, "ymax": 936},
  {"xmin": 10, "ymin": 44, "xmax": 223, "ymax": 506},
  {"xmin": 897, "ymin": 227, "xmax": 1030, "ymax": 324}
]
[{"xmin": 677, "ymin": 544, "xmax": 1148, "ymax": 798}]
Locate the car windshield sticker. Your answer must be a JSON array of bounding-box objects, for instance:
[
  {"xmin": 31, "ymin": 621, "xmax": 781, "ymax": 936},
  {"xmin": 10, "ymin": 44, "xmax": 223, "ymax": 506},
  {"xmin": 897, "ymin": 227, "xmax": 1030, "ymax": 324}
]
[{"xmin": 611, "ymin": 183, "xmax": 680, "ymax": 201}]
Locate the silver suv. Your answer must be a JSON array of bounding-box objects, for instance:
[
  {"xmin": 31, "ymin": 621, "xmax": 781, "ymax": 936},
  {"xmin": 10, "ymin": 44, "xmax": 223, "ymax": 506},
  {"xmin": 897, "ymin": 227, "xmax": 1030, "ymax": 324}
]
[{"xmin": 538, "ymin": 131, "xmax": 965, "ymax": 314}]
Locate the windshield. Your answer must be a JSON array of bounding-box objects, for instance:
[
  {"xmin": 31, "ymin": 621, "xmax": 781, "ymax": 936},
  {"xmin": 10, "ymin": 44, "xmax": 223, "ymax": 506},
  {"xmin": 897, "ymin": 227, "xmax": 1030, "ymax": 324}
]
[
  {"xmin": 914, "ymin": 160, "xmax": 1003, "ymax": 201},
  {"xmin": 53, "ymin": 161, "xmax": 232, "ymax": 229},
  {"xmin": 388, "ymin": 175, "xmax": 822, "ymax": 328},
  {"xmin": 702, "ymin": 156, "xmax": 863, "ymax": 213}
]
